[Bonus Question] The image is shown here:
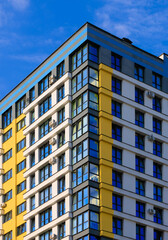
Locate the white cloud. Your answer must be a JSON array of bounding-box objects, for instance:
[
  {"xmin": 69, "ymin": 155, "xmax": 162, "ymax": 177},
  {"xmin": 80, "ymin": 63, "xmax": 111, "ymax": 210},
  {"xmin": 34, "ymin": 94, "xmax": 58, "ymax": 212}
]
[
  {"xmin": 94, "ymin": 0, "xmax": 168, "ymax": 54},
  {"xmin": 8, "ymin": 0, "xmax": 30, "ymax": 11},
  {"xmin": 11, "ymin": 54, "xmax": 48, "ymax": 63}
]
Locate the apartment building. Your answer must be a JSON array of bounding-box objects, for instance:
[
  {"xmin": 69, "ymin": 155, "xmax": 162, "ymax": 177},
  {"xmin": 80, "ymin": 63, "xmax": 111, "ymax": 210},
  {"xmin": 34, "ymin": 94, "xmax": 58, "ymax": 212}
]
[{"xmin": 0, "ymin": 22, "xmax": 168, "ymax": 240}]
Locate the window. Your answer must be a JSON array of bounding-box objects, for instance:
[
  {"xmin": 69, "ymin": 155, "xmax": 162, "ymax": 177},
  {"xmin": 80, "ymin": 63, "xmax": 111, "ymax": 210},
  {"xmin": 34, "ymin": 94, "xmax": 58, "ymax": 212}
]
[
  {"xmin": 38, "ymin": 74, "xmax": 50, "ymax": 95},
  {"xmin": 90, "ymin": 163, "xmax": 99, "ymax": 182},
  {"xmin": 154, "ymin": 208, "xmax": 162, "ymax": 224},
  {"xmin": 72, "ymin": 68, "xmax": 88, "ymax": 94},
  {"xmin": 3, "ymin": 149, "xmax": 12, "ymax": 162},
  {"xmin": 152, "ymin": 73, "xmax": 162, "ymax": 90},
  {"xmin": 136, "ymin": 225, "xmax": 145, "ymax": 240},
  {"xmin": 72, "ymin": 211, "xmax": 89, "ymax": 234},
  {"xmin": 30, "ymin": 175, "xmax": 35, "ymax": 189},
  {"xmin": 112, "ymin": 77, "xmax": 121, "ymax": 94},
  {"xmin": 40, "ymin": 208, "xmax": 52, "ymax": 227},
  {"xmin": 112, "ymin": 170, "xmax": 122, "ymax": 188},
  {"xmin": 17, "ymin": 159, "xmax": 26, "ymax": 173},
  {"xmin": 58, "ymin": 222, "xmax": 66, "ymax": 239},
  {"xmin": 40, "ymin": 142, "xmax": 52, "ymax": 160},
  {"xmin": 31, "ymin": 218, "xmax": 35, "ymax": 232},
  {"xmin": 17, "ymin": 117, "xmax": 26, "ymax": 131},
  {"xmin": 153, "ymin": 163, "xmax": 162, "ymax": 179},
  {"xmin": 4, "ymin": 231, "xmax": 12, "ymax": 240},
  {"xmin": 112, "ymin": 100, "xmax": 121, "ymax": 118},
  {"xmin": 30, "ymin": 110, "xmax": 35, "ymax": 124},
  {"xmin": 3, "ymin": 211, "xmax": 12, "ymax": 223},
  {"xmin": 72, "ymin": 139, "xmax": 88, "ymax": 164},
  {"xmin": 57, "ymin": 61, "xmax": 65, "ymax": 79},
  {"xmin": 89, "ymin": 43, "xmax": 98, "ymax": 63},
  {"xmin": 154, "ymin": 185, "xmax": 162, "ymax": 202},
  {"xmin": 135, "ymin": 65, "xmax": 144, "ymax": 82},
  {"xmin": 90, "ymin": 211, "xmax": 99, "ymax": 230},
  {"xmin": 112, "ymin": 147, "xmax": 122, "ymax": 164},
  {"xmin": 153, "ymin": 141, "xmax": 162, "ymax": 157},
  {"xmin": 40, "ymin": 230, "xmax": 52, "ymax": 240},
  {"xmin": 29, "ymin": 87, "xmax": 35, "ymax": 103},
  {"xmin": 113, "ymin": 217, "xmax": 122, "ymax": 235},
  {"xmin": 58, "ymin": 154, "xmax": 65, "ymax": 171},
  {"xmin": 58, "ymin": 108, "xmax": 65, "ymax": 125},
  {"xmin": 16, "ymin": 95, "xmax": 26, "ymax": 117},
  {"xmin": 58, "ymin": 200, "xmax": 65, "ymax": 216},
  {"xmin": 17, "ymin": 138, "xmax": 26, "ymax": 152},
  {"xmin": 135, "ymin": 88, "xmax": 144, "ymax": 104},
  {"xmin": 153, "ymin": 118, "xmax": 161, "ymax": 134},
  {"xmin": 153, "ymin": 96, "xmax": 161, "ymax": 112},
  {"xmin": 136, "ymin": 156, "xmax": 145, "ymax": 173},
  {"xmin": 58, "ymin": 177, "xmax": 65, "ymax": 193},
  {"xmin": 89, "ymin": 115, "xmax": 98, "ymax": 134},
  {"xmin": 39, "ymin": 119, "xmax": 52, "ymax": 138},
  {"xmin": 3, "ymin": 169, "xmax": 12, "ymax": 183},
  {"xmin": 4, "ymin": 190, "xmax": 12, "ymax": 202},
  {"xmin": 2, "ymin": 107, "xmax": 12, "ymax": 128},
  {"xmin": 30, "ymin": 131, "xmax": 35, "ymax": 145},
  {"xmin": 72, "ymin": 44, "xmax": 88, "ymax": 71},
  {"xmin": 72, "ymin": 116, "xmax": 88, "ymax": 141},
  {"xmin": 111, "ymin": 53, "xmax": 121, "ymax": 71},
  {"xmin": 30, "ymin": 153, "xmax": 35, "ymax": 167},
  {"xmin": 72, "ymin": 187, "xmax": 88, "ymax": 211},
  {"xmin": 40, "ymin": 164, "xmax": 52, "ymax": 183},
  {"xmin": 3, "ymin": 129, "xmax": 12, "ymax": 142},
  {"xmin": 21, "ymin": 199, "xmax": 27, "ymax": 215},
  {"xmin": 39, "ymin": 96, "xmax": 52, "ymax": 116},
  {"xmin": 135, "ymin": 111, "xmax": 144, "ymax": 127},
  {"xmin": 58, "ymin": 85, "xmax": 65, "ymax": 102},
  {"xmin": 90, "ymin": 187, "xmax": 99, "ymax": 206},
  {"xmin": 112, "ymin": 124, "xmax": 122, "ymax": 141},
  {"xmin": 17, "ymin": 181, "xmax": 26, "ymax": 194},
  {"xmin": 89, "ymin": 68, "xmax": 99, "ymax": 87},
  {"xmin": 72, "ymin": 92, "xmax": 88, "ymax": 118},
  {"xmin": 89, "ymin": 92, "xmax": 98, "ymax": 110},
  {"xmin": 72, "ymin": 164, "xmax": 88, "ymax": 187},
  {"xmin": 40, "ymin": 186, "xmax": 52, "ymax": 205},
  {"xmin": 17, "ymin": 223, "xmax": 26, "ymax": 236},
  {"xmin": 136, "ymin": 179, "xmax": 145, "ymax": 196},
  {"xmin": 135, "ymin": 133, "xmax": 144, "ymax": 150},
  {"xmin": 113, "ymin": 194, "xmax": 122, "ymax": 211},
  {"xmin": 154, "ymin": 229, "xmax": 163, "ymax": 240},
  {"xmin": 58, "ymin": 131, "xmax": 65, "ymax": 147},
  {"xmin": 136, "ymin": 201, "xmax": 145, "ymax": 219},
  {"xmin": 31, "ymin": 196, "xmax": 35, "ymax": 210},
  {"xmin": 89, "ymin": 139, "xmax": 99, "ymax": 158}
]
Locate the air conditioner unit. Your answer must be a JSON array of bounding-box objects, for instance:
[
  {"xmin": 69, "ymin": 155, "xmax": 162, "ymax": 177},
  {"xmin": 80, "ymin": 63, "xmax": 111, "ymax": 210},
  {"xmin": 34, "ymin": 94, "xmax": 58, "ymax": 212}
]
[
  {"xmin": 1, "ymin": 203, "xmax": 6, "ymax": 208},
  {"xmin": 26, "ymin": 97, "xmax": 30, "ymax": 104},
  {"xmin": 0, "ymin": 189, "xmax": 4, "ymax": 195},
  {"xmin": 49, "ymin": 119, "xmax": 57, "ymax": 128},
  {"xmin": 0, "ymin": 229, "xmax": 4, "ymax": 236},
  {"xmin": 49, "ymin": 138, "xmax": 56, "ymax": 146},
  {"xmin": 0, "ymin": 148, "xmax": 4, "ymax": 156},
  {"xmin": 0, "ymin": 129, "xmax": 4, "ymax": 135},
  {"xmin": 49, "ymin": 157, "xmax": 57, "ymax": 165},
  {"xmin": 148, "ymin": 134, "xmax": 155, "ymax": 141},
  {"xmin": 49, "ymin": 75, "xmax": 56, "ymax": 85},
  {"xmin": 0, "ymin": 169, "xmax": 4, "ymax": 175},
  {"xmin": 0, "ymin": 209, "xmax": 4, "ymax": 216},
  {"xmin": 147, "ymin": 91, "xmax": 155, "ymax": 98},
  {"xmin": 50, "ymin": 234, "xmax": 57, "ymax": 240},
  {"xmin": 148, "ymin": 208, "xmax": 156, "ymax": 215}
]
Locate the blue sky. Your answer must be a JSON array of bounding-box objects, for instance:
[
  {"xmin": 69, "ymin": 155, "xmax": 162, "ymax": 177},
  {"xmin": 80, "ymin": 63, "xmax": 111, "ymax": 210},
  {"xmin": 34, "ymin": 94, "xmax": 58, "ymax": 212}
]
[{"xmin": 0, "ymin": 0, "xmax": 168, "ymax": 99}]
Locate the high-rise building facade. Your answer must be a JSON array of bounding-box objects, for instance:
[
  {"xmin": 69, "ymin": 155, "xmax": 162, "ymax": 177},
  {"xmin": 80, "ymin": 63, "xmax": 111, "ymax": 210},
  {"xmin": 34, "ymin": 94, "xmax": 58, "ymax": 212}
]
[{"xmin": 0, "ymin": 22, "xmax": 168, "ymax": 240}]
